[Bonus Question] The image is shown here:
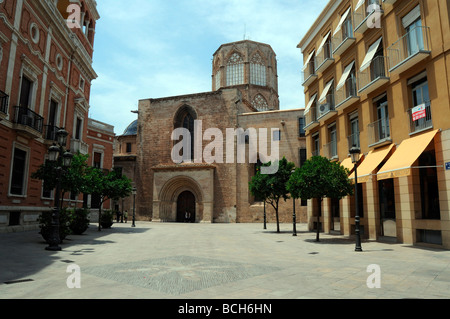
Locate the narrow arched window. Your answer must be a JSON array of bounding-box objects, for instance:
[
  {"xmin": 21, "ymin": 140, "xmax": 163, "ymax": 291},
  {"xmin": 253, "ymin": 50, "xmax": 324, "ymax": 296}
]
[
  {"xmin": 250, "ymin": 53, "xmax": 266, "ymax": 86},
  {"xmin": 226, "ymin": 52, "xmax": 244, "ymax": 86},
  {"xmin": 174, "ymin": 106, "xmax": 196, "ymax": 161}
]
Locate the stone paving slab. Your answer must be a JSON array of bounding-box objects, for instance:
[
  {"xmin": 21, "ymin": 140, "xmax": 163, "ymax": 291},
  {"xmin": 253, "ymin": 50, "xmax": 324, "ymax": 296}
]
[{"xmin": 1, "ymin": 222, "xmax": 450, "ymax": 300}]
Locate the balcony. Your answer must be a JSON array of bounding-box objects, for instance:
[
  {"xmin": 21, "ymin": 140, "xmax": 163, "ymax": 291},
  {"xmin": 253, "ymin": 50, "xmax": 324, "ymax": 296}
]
[
  {"xmin": 387, "ymin": 26, "xmax": 431, "ymax": 74},
  {"xmin": 302, "ymin": 61, "xmax": 318, "ymax": 87},
  {"xmin": 408, "ymin": 101, "xmax": 433, "ymax": 134},
  {"xmin": 13, "ymin": 106, "xmax": 44, "ymax": 138},
  {"xmin": 315, "ymin": 42, "xmax": 334, "ymax": 74},
  {"xmin": 332, "ymin": 20, "xmax": 356, "ymax": 56},
  {"xmin": 44, "ymin": 125, "xmax": 61, "ymax": 143},
  {"xmin": 335, "ymin": 78, "xmax": 359, "ymax": 110},
  {"xmin": 304, "ymin": 106, "xmax": 319, "ymax": 131},
  {"xmin": 317, "ymin": 95, "xmax": 337, "ymax": 122},
  {"xmin": 0, "ymin": 91, "xmax": 9, "ymax": 120},
  {"xmin": 71, "ymin": 138, "xmax": 89, "ymax": 155},
  {"xmin": 367, "ymin": 117, "xmax": 391, "ymax": 147},
  {"xmin": 358, "ymin": 56, "xmax": 390, "ymax": 94},
  {"xmin": 354, "ymin": 1, "xmax": 384, "ymax": 34},
  {"xmin": 323, "ymin": 140, "xmax": 338, "ymax": 160}
]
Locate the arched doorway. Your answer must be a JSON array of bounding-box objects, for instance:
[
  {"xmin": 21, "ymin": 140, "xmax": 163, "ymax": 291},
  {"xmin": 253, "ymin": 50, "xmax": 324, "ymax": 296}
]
[{"xmin": 177, "ymin": 191, "xmax": 196, "ymax": 222}]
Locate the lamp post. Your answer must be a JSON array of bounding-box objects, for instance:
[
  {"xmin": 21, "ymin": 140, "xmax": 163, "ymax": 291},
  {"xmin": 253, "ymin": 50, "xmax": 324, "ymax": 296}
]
[
  {"xmin": 46, "ymin": 129, "xmax": 73, "ymax": 251},
  {"xmin": 350, "ymin": 145, "xmax": 362, "ymax": 252},
  {"xmin": 291, "ymin": 168, "xmax": 297, "ymax": 236},
  {"xmin": 132, "ymin": 187, "xmax": 137, "ymax": 227},
  {"xmin": 263, "ymin": 201, "xmax": 267, "ymax": 230}
]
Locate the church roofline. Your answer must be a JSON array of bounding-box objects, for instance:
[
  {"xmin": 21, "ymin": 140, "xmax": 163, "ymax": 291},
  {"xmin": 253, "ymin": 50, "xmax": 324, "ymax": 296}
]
[
  {"xmin": 140, "ymin": 90, "xmax": 225, "ymax": 103},
  {"xmin": 212, "ymin": 40, "xmax": 276, "ymax": 57},
  {"xmin": 240, "ymin": 108, "xmax": 305, "ymax": 116}
]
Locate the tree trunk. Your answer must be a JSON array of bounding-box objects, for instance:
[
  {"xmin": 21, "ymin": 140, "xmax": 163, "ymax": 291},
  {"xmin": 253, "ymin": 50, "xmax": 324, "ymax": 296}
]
[{"xmin": 316, "ymin": 198, "xmax": 322, "ymax": 242}]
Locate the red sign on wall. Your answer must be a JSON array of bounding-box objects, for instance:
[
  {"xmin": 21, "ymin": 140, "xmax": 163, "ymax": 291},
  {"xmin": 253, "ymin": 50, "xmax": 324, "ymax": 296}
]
[{"xmin": 412, "ymin": 104, "xmax": 426, "ymax": 121}]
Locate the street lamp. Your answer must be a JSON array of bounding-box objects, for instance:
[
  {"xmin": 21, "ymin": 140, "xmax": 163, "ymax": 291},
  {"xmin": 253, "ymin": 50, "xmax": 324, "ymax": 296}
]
[
  {"xmin": 132, "ymin": 187, "xmax": 137, "ymax": 227},
  {"xmin": 350, "ymin": 145, "xmax": 362, "ymax": 252},
  {"xmin": 291, "ymin": 168, "xmax": 297, "ymax": 236},
  {"xmin": 45, "ymin": 129, "xmax": 73, "ymax": 251}
]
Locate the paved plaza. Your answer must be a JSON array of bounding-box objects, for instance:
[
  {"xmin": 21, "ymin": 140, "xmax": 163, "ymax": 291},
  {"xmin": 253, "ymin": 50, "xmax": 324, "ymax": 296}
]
[{"xmin": 1, "ymin": 222, "xmax": 450, "ymax": 300}]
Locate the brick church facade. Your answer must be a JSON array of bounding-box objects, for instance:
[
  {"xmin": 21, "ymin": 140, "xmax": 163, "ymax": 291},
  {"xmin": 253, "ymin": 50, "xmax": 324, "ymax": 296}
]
[{"xmin": 130, "ymin": 40, "xmax": 307, "ymax": 224}]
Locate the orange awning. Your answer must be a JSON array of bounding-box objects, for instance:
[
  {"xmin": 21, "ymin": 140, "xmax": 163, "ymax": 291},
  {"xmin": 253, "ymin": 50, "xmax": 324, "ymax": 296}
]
[
  {"xmin": 340, "ymin": 157, "xmax": 354, "ymax": 172},
  {"xmin": 349, "ymin": 144, "xmax": 395, "ymax": 183},
  {"xmin": 377, "ymin": 130, "xmax": 439, "ymax": 180}
]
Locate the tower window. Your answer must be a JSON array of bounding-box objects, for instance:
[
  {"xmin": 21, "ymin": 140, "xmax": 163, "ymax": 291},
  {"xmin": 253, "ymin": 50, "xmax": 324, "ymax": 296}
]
[
  {"xmin": 226, "ymin": 53, "xmax": 244, "ymax": 86},
  {"xmin": 250, "ymin": 53, "xmax": 266, "ymax": 86}
]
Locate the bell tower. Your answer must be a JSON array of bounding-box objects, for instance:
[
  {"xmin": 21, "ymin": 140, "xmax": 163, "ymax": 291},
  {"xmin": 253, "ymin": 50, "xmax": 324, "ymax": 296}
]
[{"xmin": 212, "ymin": 40, "xmax": 279, "ymax": 111}]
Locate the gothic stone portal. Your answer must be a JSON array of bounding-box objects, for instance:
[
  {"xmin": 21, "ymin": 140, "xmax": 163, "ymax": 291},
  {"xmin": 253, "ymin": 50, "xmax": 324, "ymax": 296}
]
[{"xmin": 152, "ymin": 168, "xmax": 214, "ymax": 223}]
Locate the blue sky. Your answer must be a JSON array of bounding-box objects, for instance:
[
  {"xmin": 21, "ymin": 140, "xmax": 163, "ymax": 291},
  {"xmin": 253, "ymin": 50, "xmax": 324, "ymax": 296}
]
[{"xmin": 88, "ymin": 0, "xmax": 329, "ymax": 134}]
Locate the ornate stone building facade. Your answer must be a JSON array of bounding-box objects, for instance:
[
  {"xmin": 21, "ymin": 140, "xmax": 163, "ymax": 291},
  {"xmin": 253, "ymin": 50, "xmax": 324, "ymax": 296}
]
[
  {"xmin": 0, "ymin": 0, "xmax": 114, "ymax": 232},
  {"xmin": 132, "ymin": 40, "xmax": 307, "ymax": 224}
]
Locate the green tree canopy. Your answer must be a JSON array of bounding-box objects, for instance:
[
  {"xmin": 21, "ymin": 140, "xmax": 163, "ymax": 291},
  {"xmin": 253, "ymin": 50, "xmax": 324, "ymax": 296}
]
[
  {"xmin": 287, "ymin": 156, "xmax": 354, "ymax": 241},
  {"xmin": 249, "ymin": 157, "xmax": 295, "ymax": 233},
  {"xmin": 84, "ymin": 167, "xmax": 133, "ymax": 231},
  {"xmin": 32, "ymin": 153, "xmax": 90, "ymax": 206}
]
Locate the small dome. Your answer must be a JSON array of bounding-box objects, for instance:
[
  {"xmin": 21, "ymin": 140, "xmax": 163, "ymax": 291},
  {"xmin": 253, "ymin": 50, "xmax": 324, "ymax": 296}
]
[{"xmin": 123, "ymin": 120, "xmax": 137, "ymax": 136}]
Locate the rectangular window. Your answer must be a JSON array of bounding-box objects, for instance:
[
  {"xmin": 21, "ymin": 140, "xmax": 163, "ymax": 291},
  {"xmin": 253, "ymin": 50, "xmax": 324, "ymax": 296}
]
[
  {"xmin": 312, "ymin": 134, "xmax": 320, "ymax": 156},
  {"xmin": 349, "ymin": 115, "xmax": 360, "ymax": 149},
  {"xmin": 299, "ymin": 148, "xmax": 307, "ymax": 167},
  {"xmin": 298, "ymin": 117, "xmax": 305, "ymax": 137},
  {"xmin": 19, "ymin": 76, "xmax": 32, "ymax": 108},
  {"xmin": 10, "ymin": 148, "xmax": 28, "ymax": 195},
  {"xmin": 273, "ymin": 130, "xmax": 281, "ymax": 141},
  {"xmin": 328, "ymin": 124, "xmax": 337, "ymax": 158},
  {"xmin": 126, "ymin": 143, "xmax": 132, "ymax": 153},
  {"xmin": 374, "ymin": 94, "xmax": 390, "ymax": 140},
  {"xmin": 75, "ymin": 118, "xmax": 82, "ymax": 140},
  {"xmin": 93, "ymin": 152, "xmax": 102, "ymax": 168}
]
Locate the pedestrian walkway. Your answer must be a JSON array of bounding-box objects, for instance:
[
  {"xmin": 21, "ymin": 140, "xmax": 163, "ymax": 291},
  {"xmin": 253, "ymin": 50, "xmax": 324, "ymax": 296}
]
[{"xmin": 1, "ymin": 222, "xmax": 450, "ymax": 299}]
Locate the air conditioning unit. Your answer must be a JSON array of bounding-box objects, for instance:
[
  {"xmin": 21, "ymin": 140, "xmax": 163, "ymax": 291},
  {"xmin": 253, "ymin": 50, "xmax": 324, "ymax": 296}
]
[{"xmin": 319, "ymin": 104, "xmax": 327, "ymax": 113}]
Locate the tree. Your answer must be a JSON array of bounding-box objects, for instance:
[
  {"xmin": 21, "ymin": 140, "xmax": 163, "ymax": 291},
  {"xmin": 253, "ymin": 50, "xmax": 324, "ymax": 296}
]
[
  {"xmin": 32, "ymin": 153, "xmax": 90, "ymax": 209},
  {"xmin": 287, "ymin": 156, "xmax": 353, "ymax": 242},
  {"xmin": 84, "ymin": 167, "xmax": 132, "ymax": 231},
  {"xmin": 249, "ymin": 157, "xmax": 295, "ymax": 233}
]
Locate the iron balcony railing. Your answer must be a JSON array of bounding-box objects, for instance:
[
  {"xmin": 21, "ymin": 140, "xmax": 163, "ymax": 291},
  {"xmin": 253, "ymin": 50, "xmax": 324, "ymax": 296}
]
[
  {"xmin": 332, "ymin": 19, "xmax": 355, "ymax": 55},
  {"xmin": 335, "ymin": 77, "xmax": 358, "ymax": 108},
  {"xmin": 44, "ymin": 125, "xmax": 61, "ymax": 141},
  {"xmin": 324, "ymin": 140, "xmax": 338, "ymax": 159},
  {"xmin": 302, "ymin": 60, "xmax": 317, "ymax": 86},
  {"xmin": 354, "ymin": 0, "xmax": 383, "ymax": 33},
  {"xmin": 14, "ymin": 106, "xmax": 44, "ymax": 133},
  {"xmin": 315, "ymin": 42, "xmax": 334, "ymax": 72},
  {"xmin": 408, "ymin": 100, "xmax": 432, "ymax": 134},
  {"xmin": 305, "ymin": 106, "xmax": 318, "ymax": 128},
  {"xmin": 368, "ymin": 117, "xmax": 391, "ymax": 146},
  {"xmin": 0, "ymin": 91, "xmax": 9, "ymax": 115},
  {"xmin": 317, "ymin": 94, "xmax": 336, "ymax": 120},
  {"xmin": 358, "ymin": 56, "xmax": 389, "ymax": 92},
  {"xmin": 387, "ymin": 25, "xmax": 431, "ymax": 72}
]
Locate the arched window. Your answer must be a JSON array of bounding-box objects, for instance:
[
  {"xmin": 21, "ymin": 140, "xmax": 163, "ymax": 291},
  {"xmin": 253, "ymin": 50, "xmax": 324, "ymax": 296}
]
[
  {"xmin": 252, "ymin": 94, "xmax": 269, "ymax": 112},
  {"xmin": 250, "ymin": 53, "xmax": 266, "ymax": 86},
  {"xmin": 226, "ymin": 52, "xmax": 244, "ymax": 86},
  {"xmin": 174, "ymin": 106, "xmax": 196, "ymax": 161}
]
